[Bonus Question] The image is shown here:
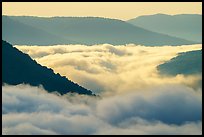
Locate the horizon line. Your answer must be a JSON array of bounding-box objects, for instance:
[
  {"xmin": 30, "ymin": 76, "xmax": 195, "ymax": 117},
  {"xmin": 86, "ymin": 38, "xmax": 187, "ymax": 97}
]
[{"xmin": 2, "ymin": 13, "xmax": 202, "ymax": 21}]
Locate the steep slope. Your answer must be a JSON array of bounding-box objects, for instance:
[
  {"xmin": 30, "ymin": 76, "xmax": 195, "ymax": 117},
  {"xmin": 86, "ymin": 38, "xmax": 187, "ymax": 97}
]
[
  {"xmin": 157, "ymin": 50, "xmax": 202, "ymax": 76},
  {"xmin": 128, "ymin": 14, "xmax": 202, "ymax": 43},
  {"xmin": 2, "ymin": 16, "xmax": 76, "ymax": 45},
  {"xmin": 3, "ymin": 16, "xmax": 195, "ymax": 46},
  {"xmin": 2, "ymin": 40, "xmax": 93, "ymax": 95}
]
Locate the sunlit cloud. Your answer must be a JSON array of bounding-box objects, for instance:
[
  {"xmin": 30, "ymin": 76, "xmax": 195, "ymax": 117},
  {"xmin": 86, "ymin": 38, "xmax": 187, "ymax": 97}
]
[
  {"xmin": 15, "ymin": 44, "xmax": 202, "ymax": 95},
  {"xmin": 3, "ymin": 43, "xmax": 202, "ymax": 135}
]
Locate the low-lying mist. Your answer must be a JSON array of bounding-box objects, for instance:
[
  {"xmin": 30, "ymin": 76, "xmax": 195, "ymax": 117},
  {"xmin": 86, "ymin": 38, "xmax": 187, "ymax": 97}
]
[
  {"xmin": 2, "ymin": 84, "xmax": 202, "ymax": 135},
  {"xmin": 15, "ymin": 44, "xmax": 202, "ymax": 95},
  {"xmin": 2, "ymin": 44, "xmax": 201, "ymax": 135}
]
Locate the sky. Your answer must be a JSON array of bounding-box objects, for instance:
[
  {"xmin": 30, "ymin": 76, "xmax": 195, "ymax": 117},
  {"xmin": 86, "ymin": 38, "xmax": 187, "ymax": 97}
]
[{"xmin": 2, "ymin": 2, "xmax": 202, "ymax": 20}]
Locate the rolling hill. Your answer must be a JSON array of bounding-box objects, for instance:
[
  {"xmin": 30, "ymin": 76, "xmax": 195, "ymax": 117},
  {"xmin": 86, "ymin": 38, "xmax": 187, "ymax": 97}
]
[
  {"xmin": 2, "ymin": 16, "xmax": 76, "ymax": 45},
  {"xmin": 128, "ymin": 14, "xmax": 202, "ymax": 43},
  {"xmin": 157, "ymin": 50, "xmax": 202, "ymax": 76},
  {"xmin": 2, "ymin": 15, "xmax": 195, "ymax": 46}
]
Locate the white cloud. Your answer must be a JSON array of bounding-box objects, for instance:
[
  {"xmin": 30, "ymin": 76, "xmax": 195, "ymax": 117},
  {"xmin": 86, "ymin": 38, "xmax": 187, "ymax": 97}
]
[
  {"xmin": 15, "ymin": 44, "xmax": 202, "ymax": 95},
  {"xmin": 96, "ymin": 84, "xmax": 202, "ymax": 125},
  {"xmin": 2, "ymin": 84, "xmax": 202, "ymax": 135},
  {"xmin": 5, "ymin": 44, "xmax": 201, "ymax": 135}
]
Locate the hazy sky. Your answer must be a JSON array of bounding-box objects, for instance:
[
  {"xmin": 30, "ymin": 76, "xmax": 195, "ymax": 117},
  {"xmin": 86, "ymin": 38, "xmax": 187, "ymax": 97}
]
[{"xmin": 2, "ymin": 2, "xmax": 202, "ymax": 20}]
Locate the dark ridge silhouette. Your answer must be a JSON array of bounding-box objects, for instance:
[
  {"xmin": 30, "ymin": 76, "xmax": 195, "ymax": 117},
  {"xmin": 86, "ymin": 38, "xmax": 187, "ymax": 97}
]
[
  {"xmin": 157, "ymin": 50, "xmax": 202, "ymax": 76},
  {"xmin": 2, "ymin": 15, "xmax": 195, "ymax": 46},
  {"xmin": 2, "ymin": 40, "xmax": 93, "ymax": 95},
  {"xmin": 128, "ymin": 14, "xmax": 202, "ymax": 43}
]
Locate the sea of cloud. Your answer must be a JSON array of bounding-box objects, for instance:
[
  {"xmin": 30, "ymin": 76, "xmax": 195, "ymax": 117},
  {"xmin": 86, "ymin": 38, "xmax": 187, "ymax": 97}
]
[
  {"xmin": 2, "ymin": 84, "xmax": 202, "ymax": 135},
  {"xmin": 2, "ymin": 44, "xmax": 202, "ymax": 135},
  {"xmin": 15, "ymin": 44, "xmax": 202, "ymax": 95}
]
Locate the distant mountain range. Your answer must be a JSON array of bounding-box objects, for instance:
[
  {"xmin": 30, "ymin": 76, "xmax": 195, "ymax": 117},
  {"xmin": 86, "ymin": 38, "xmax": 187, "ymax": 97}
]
[
  {"xmin": 2, "ymin": 16, "xmax": 76, "ymax": 45},
  {"xmin": 2, "ymin": 15, "xmax": 197, "ymax": 46},
  {"xmin": 2, "ymin": 40, "xmax": 93, "ymax": 95},
  {"xmin": 128, "ymin": 14, "xmax": 202, "ymax": 43},
  {"xmin": 157, "ymin": 49, "xmax": 202, "ymax": 76}
]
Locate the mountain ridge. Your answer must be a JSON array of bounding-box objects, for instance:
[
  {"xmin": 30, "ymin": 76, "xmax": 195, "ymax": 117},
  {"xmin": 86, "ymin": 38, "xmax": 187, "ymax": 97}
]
[
  {"xmin": 157, "ymin": 49, "xmax": 202, "ymax": 76},
  {"xmin": 128, "ymin": 14, "xmax": 202, "ymax": 43},
  {"xmin": 2, "ymin": 15, "xmax": 196, "ymax": 46},
  {"xmin": 2, "ymin": 40, "xmax": 93, "ymax": 95}
]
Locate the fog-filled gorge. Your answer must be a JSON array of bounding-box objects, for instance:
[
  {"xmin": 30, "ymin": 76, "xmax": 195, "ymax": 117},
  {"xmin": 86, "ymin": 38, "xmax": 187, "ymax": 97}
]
[
  {"xmin": 15, "ymin": 44, "xmax": 202, "ymax": 95},
  {"xmin": 2, "ymin": 43, "xmax": 201, "ymax": 134},
  {"xmin": 2, "ymin": 2, "xmax": 202, "ymax": 135}
]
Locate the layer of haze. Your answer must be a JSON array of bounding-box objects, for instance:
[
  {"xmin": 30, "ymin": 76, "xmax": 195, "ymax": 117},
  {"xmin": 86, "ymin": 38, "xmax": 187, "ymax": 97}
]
[
  {"xmin": 15, "ymin": 44, "xmax": 202, "ymax": 95},
  {"xmin": 2, "ymin": 2, "xmax": 202, "ymax": 20}
]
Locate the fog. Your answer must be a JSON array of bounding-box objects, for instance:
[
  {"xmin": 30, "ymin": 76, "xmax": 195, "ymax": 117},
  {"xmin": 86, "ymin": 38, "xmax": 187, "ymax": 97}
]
[
  {"xmin": 2, "ymin": 84, "xmax": 202, "ymax": 135},
  {"xmin": 15, "ymin": 44, "xmax": 202, "ymax": 95},
  {"xmin": 3, "ymin": 44, "xmax": 201, "ymax": 135}
]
